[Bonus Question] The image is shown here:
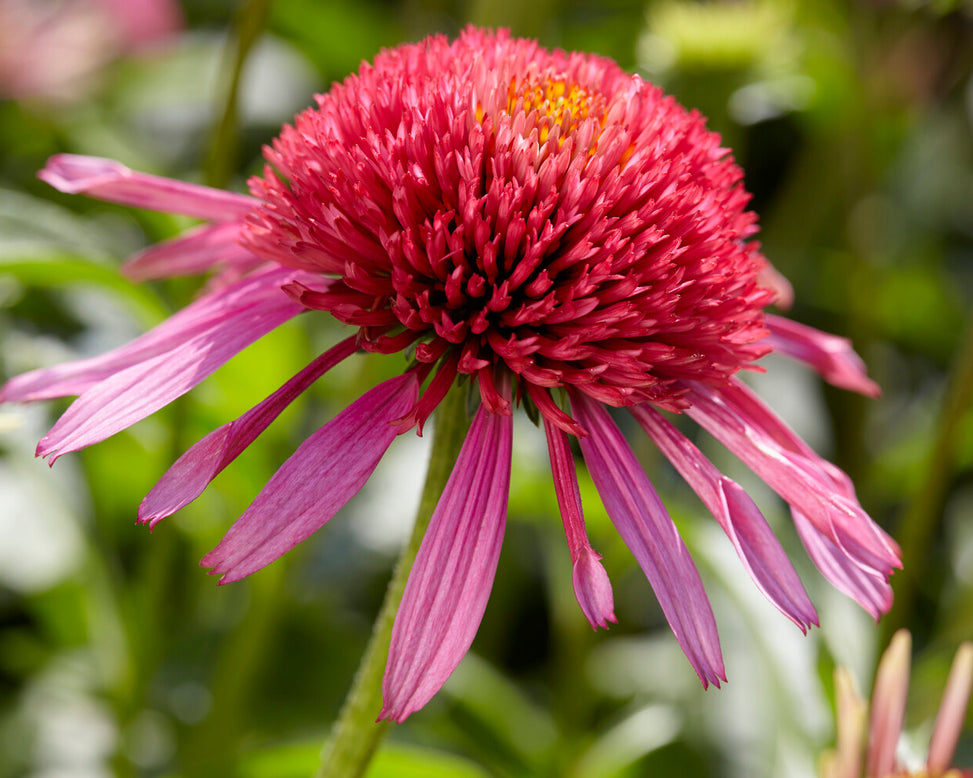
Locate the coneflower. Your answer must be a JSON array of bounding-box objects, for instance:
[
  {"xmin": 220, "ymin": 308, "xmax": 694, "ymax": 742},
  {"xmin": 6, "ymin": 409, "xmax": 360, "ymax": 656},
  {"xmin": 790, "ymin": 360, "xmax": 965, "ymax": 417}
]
[{"xmin": 1, "ymin": 27, "xmax": 900, "ymax": 722}]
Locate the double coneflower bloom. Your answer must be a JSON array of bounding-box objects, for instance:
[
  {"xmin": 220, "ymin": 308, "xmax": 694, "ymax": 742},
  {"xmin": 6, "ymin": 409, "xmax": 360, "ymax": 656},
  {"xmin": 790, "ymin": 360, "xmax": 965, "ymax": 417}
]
[{"xmin": 1, "ymin": 28, "xmax": 901, "ymax": 721}]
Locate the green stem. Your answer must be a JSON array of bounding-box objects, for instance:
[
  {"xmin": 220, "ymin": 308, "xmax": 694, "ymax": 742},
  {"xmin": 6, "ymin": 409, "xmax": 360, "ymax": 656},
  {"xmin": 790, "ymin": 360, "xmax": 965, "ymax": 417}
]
[
  {"xmin": 884, "ymin": 316, "xmax": 973, "ymax": 641},
  {"xmin": 204, "ymin": 0, "xmax": 270, "ymax": 189},
  {"xmin": 315, "ymin": 385, "xmax": 471, "ymax": 778}
]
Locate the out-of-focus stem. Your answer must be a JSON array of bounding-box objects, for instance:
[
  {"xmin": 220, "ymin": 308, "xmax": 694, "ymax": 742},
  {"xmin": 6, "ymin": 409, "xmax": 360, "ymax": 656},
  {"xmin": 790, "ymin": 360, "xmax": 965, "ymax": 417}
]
[
  {"xmin": 885, "ymin": 318, "xmax": 973, "ymax": 640},
  {"xmin": 204, "ymin": 0, "xmax": 270, "ymax": 189}
]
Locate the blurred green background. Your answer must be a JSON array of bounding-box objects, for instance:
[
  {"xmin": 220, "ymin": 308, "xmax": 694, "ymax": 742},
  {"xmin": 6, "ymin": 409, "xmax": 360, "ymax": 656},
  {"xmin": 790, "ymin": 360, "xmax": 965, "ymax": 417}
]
[{"xmin": 1, "ymin": 0, "xmax": 971, "ymax": 776}]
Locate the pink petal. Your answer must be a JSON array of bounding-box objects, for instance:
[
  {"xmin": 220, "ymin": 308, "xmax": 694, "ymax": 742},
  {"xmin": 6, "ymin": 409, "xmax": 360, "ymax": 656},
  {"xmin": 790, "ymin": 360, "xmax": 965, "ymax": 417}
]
[
  {"xmin": 122, "ymin": 222, "xmax": 258, "ymax": 280},
  {"xmin": 36, "ymin": 270, "xmax": 306, "ymax": 461},
  {"xmin": 572, "ymin": 547, "xmax": 616, "ymax": 632},
  {"xmin": 711, "ymin": 380, "xmax": 900, "ymax": 560},
  {"xmin": 544, "ymin": 417, "xmax": 616, "ymax": 629},
  {"xmin": 1, "ymin": 266, "xmax": 316, "ymax": 403},
  {"xmin": 138, "ymin": 336, "xmax": 359, "ymax": 526},
  {"xmin": 381, "ymin": 401, "xmax": 513, "ymax": 722},
  {"xmin": 38, "ymin": 154, "xmax": 256, "ymax": 222},
  {"xmin": 927, "ymin": 641, "xmax": 973, "ymax": 774},
  {"xmin": 202, "ymin": 372, "xmax": 420, "ymax": 582},
  {"xmin": 571, "ymin": 392, "xmax": 726, "ymax": 689},
  {"xmin": 791, "ymin": 509, "xmax": 892, "ymax": 619},
  {"xmin": 631, "ymin": 404, "xmax": 818, "ymax": 632},
  {"xmin": 867, "ymin": 630, "xmax": 911, "ymax": 778},
  {"xmin": 764, "ymin": 314, "xmax": 881, "ymax": 398},
  {"xmin": 685, "ymin": 381, "xmax": 900, "ymax": 583}
]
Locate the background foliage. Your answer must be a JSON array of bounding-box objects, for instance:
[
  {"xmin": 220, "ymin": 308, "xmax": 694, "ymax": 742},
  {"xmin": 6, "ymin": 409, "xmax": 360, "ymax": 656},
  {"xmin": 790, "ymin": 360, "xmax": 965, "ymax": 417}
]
[{"xmin": 1, "ymin": 1, "xmax": 971, "ymax": 776}]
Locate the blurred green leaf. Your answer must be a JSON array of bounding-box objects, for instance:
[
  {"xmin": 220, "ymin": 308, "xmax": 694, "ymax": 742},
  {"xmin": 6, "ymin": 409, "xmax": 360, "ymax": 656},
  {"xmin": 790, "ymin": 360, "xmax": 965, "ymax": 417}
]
[
  {"xmin": 0, "ymin": 256, "xmax": 166, "ymax": 325},
  {"xmin": 571, "ymin": 704, "xmax": 681, "ymax": 778},
  {"xmin": 233, "ymin": 739, "xmax": 491, "ymax": 778},
  {"xmin": 365, "ymin": 743, "xmax": 493, "ymax": 778},
  {"xmin": 442, "ymin": 652, "xmax": 559, "ymax": 774}
]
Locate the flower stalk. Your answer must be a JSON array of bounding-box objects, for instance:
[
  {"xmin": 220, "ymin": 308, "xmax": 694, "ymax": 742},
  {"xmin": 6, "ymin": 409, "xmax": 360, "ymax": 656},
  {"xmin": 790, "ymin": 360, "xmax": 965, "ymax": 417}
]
[
  {"xmin": 885, "ymin": 318, "xmax": 973, "ymax": 640},
  {"xmin": 315, "ymin": 385, "xmax": 471, "ymax": 778},
  {"xmin": 205, "ymin": 0, "xmax": 269, "ymax": 189}
]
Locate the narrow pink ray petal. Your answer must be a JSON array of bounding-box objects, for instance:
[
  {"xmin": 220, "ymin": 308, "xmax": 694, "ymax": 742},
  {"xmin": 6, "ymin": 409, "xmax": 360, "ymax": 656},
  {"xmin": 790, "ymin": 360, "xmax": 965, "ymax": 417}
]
[
  {"xmin": 927, "ymin": 641, "xmax": 973, "ymax": 774},
  {"xmin": 138, "ymin": 336, "xmax": 359, "ymax": 526},
  {"xmin": 544, "ymin": 417, "xmax": 616, "ymax": 629},
  {"xmin": 867, "ymin": 630, "xmax": 911, "ymax": 778},
  {"xmin": 764, "ymin": 314, "xmax": 881, "ymax": 398},
  {"xmin": 38, "ymin": 154, "xmax": 256, "ymax": 222},
  {"xmin": 631, "ymin": 404, "xmax": 818, "ymax": 631},
  {"xmin": 381, "ymin": 400, "xmax": 513, "ymax": 722},
  {"xmin": 122, "ymin": 221, "xmax": 258, "ymax": 280},
  {"xmin": 685, "ymin": 382, "xmax": 900, "ymax": 582},
  {"xmin": 570, "ymin": 392, "xmax": 725, "ymax": 688},
  {"xmin": 791, "ymin": 509, "xmax": 892, "ymax": 619},
  {"xmin": 36, "ymin": 275, "xmax": 306, "ymax": 461},
  {"xmin": 202, "ymin": 372, "xmax": 420, "ymax": 582},
  {"xmin": 0, "ymin": 266, "xmax": 317, "ymax": 403}
]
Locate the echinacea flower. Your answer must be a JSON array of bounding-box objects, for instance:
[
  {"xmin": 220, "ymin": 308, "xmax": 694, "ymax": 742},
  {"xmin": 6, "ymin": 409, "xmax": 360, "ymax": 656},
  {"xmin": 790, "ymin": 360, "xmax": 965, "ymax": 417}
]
[
  {"xmin": 823, "ymin": 631, "xmax": 973, "ymax": 778},
  {"xmin": 1, "ymin": 28, "xmax": 901, "ymax": 722}
]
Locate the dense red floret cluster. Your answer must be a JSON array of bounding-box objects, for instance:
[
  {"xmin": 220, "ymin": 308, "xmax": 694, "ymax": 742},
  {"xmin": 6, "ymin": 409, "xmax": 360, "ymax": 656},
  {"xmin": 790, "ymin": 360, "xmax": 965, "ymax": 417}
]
[{"xmin": 243, "ymin": 28, "xmax": 773, "ymax": 430}]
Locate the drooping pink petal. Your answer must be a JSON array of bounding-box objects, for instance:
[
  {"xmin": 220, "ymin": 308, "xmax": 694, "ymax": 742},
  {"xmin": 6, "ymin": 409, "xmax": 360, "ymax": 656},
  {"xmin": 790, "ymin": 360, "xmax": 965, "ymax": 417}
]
[
  {"xmin": 544, "ymin": 417, "xmax": 616, "ymax": 629},
  {"xmin": 867, "ymin": 630, "xmax": 911, "ymax": 778},
  {"xmin": 712, "ymin": 379, "xmax": 900, "ymax": 561},
  {"xmin": 927, "ymin": 641, "xmax": 973, "ymax": 774},
  {"xmin": 202, "ymin": 372, "xmax": 420, "ymax": 583},
  {"xmin": 36, "ymin": 273, "xmax": 307, "ymax": 461},
  {"xmin": 685, "ymin": 381, "xmax": 900, "ymax": 584},
  {"xmin": 381, "ymin": 400, "xmax": 513, "ymax": 722},
  {"xmin": 791, "ymin": 509, "xmax": 892, "ymax": 619},
  {"xmin": 139, "ymin": 336, "xmax": 359, "ymax": 526},
  {"xmin": 764, "ymin": 314, "xmax": 881, "ymax": 398},
  {"xmin": 570, "ymin": 392, "xmax": 725, "ymax": 688},
  {"xmin": 0, "ymin": 266, "xmax": 318, "ymax": 404},
  {"xmin": 122, "ymin": 221, "xmax": 259, "ymax": 280},
  {"xmin": 631, "ymin": 404, "xmax": 818, "ymax": 632},
  {"xmin": 38, "ymin": 154, "xmax": 257, "ymax": 222},
  {"xmin": 572, "ymin": 547, "xmax": 616, "ymax": 633}
]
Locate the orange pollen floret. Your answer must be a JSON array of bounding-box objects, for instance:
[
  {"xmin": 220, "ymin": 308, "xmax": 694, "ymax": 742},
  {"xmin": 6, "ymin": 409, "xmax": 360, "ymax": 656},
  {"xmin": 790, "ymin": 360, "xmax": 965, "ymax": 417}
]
[{"xmin": 505, "ymin": 77, "xmax": 603, "ymax": 145}]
